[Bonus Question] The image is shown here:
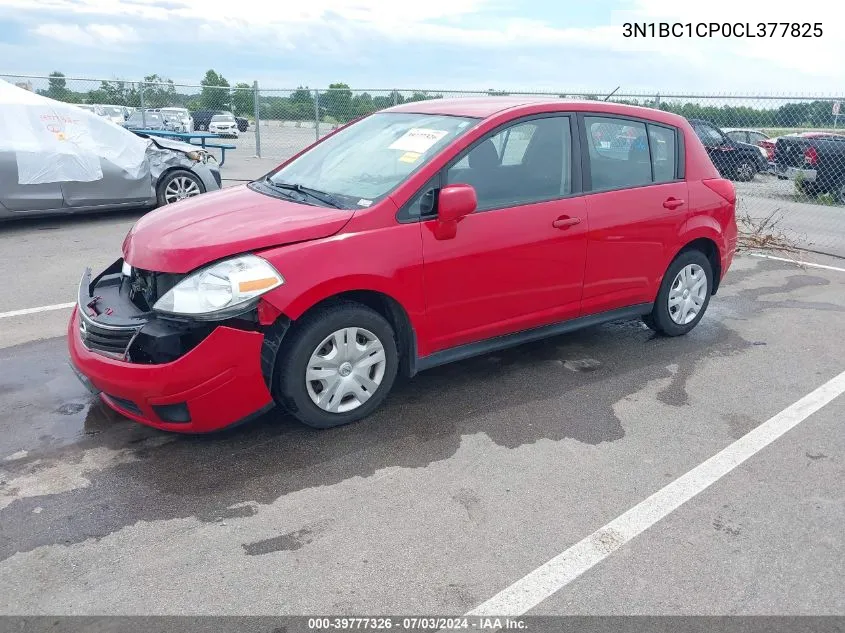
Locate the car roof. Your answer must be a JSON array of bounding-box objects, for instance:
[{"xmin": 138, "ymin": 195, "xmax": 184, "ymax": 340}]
[{"xmin": 385, "ymin": 97, "xmax": 687, "ymax": 127}]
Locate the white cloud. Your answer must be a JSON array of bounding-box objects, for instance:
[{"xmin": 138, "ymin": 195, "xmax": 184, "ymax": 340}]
[
  {"xmin": 6, "ymin": 0, "xmax": 845, "ymax": 91},
  {"xmin": 32, "ymin": 23, "xmax": 140, "ymax": 47}
]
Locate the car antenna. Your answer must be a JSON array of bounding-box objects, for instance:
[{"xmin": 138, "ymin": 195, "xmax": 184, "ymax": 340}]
[{"xmin": 604, "ymin": 86, "xmax": 621, "ymax": 101}]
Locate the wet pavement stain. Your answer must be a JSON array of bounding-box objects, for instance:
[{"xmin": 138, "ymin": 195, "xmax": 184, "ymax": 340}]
[
  {"xmin": 55, "ymin": 403, "xmax": 85, "ymax": 416},
  {"xmin": 242, "ymin": 527, "xmax": 315, "ymax": 555},
  {"xmin": 713, "ymin": 515, "xmax": 742, "ymax": 537},
  {"xmin": 0, "ymin": 259, "xmax": 834, "ymax": 561},
  {"xmin": 737, "ymin": 274, "xmax": 842, "ymax": 312},
  {"xmin": 563, "ymin": 358, "xmax": 603, "ymax": 372},
  {"xmin": 656, "ymin": 362, "xmax": 696, "ymax": 408},
  {"xmin": 453, "ymin": 488, "xmax": 483, "ymax": 523},
  {"xmin": 725, "ymin": 413, "xmax": 761, "ymax": 439}
]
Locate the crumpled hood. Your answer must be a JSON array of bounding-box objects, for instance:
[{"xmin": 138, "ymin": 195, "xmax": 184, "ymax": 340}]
[
  {"xmin": 123, "ymin": 184, "xmax": 353, "ymax": 273},
  {"xmin": 146, "ymin": 135, "xmax": 203, "ymax": 154}
]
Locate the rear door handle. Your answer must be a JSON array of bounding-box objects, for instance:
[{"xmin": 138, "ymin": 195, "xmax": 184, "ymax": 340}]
[
  {"xmin": 552, "ymin": 216, "xmax": 582, "ymax": 229},
  {"xmin": 663, "ymin": 198, "xmax": 685, "ymax": 210}
]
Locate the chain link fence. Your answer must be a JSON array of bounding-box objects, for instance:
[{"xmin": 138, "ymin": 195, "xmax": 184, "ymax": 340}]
[{"xmin": 2, "ymin": 74, "xmax": 844, "ymax": 258}]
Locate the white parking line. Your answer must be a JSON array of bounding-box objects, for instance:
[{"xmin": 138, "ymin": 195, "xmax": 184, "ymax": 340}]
[
  {"xmin": 467, "ymin": 368, "xmax": 845, "ymax": 617},
  {"xmin": 0, "ymin": 302, "xmax": 75, "ymax": 320},
  {"xmin": 749, "ymin": 253, "xmax": 845, "ymax": 273}
]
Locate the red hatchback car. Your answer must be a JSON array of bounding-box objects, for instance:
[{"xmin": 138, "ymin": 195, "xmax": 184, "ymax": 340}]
[{"xmin": 68, "ymin": 98, "xmax": 737, "ymax": 432}]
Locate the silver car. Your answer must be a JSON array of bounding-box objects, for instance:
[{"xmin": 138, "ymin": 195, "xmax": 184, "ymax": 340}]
[{"xmin": 0, "ymin": 133, "xmax": 221, "ymax": 221}]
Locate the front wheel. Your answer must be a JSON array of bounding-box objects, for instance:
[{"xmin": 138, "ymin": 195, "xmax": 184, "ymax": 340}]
[
  {"xmin": 644, "ymin": 250, "xmax": 713, "ymax": 336},
  {"xmin": 276, "ymin": 302, "xmax": 399, "ymax": 429},
  {"xmin": 156, "ymin": 170, "xmax": 205, "ymax": 206}
]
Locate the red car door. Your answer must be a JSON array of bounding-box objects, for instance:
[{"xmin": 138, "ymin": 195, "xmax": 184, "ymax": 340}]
[
  {"xmin": 418, "ymin": 115, "xmax": 588, "ymax": 354},
  {"xmin": 580, "ymin": 116, "xmax": 688, "ymax": 315}
]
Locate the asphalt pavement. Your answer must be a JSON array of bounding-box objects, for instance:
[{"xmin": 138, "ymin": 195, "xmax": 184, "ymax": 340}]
[{"xmin": 0, "ymin": 251, "xmax": 843, "ymax": 616}]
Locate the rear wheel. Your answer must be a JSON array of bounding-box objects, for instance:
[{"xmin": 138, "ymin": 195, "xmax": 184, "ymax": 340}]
[
  {"xmin": 156, "ymin": 170, "xmax": 204, "ymax": 206},
  {"xmin": 276, "ymin": 302, "xmax": 399, "ymax": 429},
  {"xmin": 644, "ymin": 250, "xmax": 713, "ymax": 337},
  {"xmin": 734, "ymin": 159, "xmax": 756, "ymax": 182}
]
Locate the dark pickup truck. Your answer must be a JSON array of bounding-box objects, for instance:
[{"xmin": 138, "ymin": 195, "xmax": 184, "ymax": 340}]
[{"xmin": 774, "ymin": 133, "xmax": 845, "ymax": 203}]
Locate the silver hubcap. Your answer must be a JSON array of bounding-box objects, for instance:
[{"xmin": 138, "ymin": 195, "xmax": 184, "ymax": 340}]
[
  {"xmin": 305, "ymin": 327, "xmax": 386, "ymax": 413},
  {"xmin": 668, "ymin": 264, "xmax": 708, "ymax": 325},
  {"xmin": 164, "ymin": 176, "xmax": 201, "ymax": 203},
  {"xmin": 738, "ymin": 162, "xmax": 754, "ymax": 180}
]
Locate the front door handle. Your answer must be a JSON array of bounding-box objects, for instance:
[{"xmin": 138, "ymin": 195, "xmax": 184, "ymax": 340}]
[
  {"xmin": 552, "ymin": 216, "xmax": 582, "ymax": 229},
  {"xmin": 663, "ymin": 198, "xmax": 685, "ymax": 210}
]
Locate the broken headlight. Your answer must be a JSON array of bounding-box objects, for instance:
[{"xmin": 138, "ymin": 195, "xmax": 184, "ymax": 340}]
[
  {"xmin": 185, "ymin": 150, "xmax": 209, "ymax": 164},
  {"xmin": 152, "ymin": 255, "xmax": 284, "ymax": 320}
]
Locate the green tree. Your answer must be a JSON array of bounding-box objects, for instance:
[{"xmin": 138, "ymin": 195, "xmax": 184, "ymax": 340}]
[
  {"xmin": 43, "ymin": 71, "xmax": 80, "ymax": 102},
  {"xmin": 231, "ymin": 82, "xmax": 254, "ymax": 116},
  {"xmin": 290, "ymin": 87, "xmax": 315, "ymax": 120},
  {"xmin": 321, "ymin": 82, "xmax": 353, "ymax": 122},
  {"xmin": 47, "ymin": 71, "xmax": 67, "ymax": 99},
  {"xmin": 141, "ymin": 74, "xmax": 176, "ymax": 107},
  {"xmin": 200, "ymin": 69, "xmax": 230, "ymax": 109},
  {"xmin": 351, "ymin": 92, "xmax": 376, "ymax": 117}
]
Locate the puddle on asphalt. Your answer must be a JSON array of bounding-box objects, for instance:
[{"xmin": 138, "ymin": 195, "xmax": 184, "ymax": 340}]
[{"xmin": 0, "ymin": 259, "xmax": 839, "ymax": 560}]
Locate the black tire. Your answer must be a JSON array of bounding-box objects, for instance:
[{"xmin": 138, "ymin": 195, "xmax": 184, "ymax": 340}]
[
  {"xmin": 796, "ymin": 179, "xmax": 820, "ymax": 198},
  {"xmin": 643, "ymin": 249, "xmax": 713, "ymax": 337},
  {"xmin": 276, "ymin": 302, "xmax": 399, "ymax": 429},
  {"xmin": 156, "ymin": 170, "xmax": 205, "ymax": 207},
  {"xmin": 835, "ymin": 180, "xmax": 845, "ymax": 205},
  {"xmin": 734, "ymin": 159, "xmax": 756, "ymax": 182}
]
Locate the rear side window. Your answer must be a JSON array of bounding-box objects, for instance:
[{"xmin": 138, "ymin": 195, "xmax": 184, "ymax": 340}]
[
  {"xmin": 648, "ymin": 125, "xmax": 677, "ymax": 183},
  {"xmin": 585, "ymin": 116, "xmax": 652, "ymax": 190}
]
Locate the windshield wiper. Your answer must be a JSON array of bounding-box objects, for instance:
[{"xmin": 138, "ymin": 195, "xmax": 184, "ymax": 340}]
[{"xmin": 268, "ymin": 181, "xmax": 345, "ymax": 209}]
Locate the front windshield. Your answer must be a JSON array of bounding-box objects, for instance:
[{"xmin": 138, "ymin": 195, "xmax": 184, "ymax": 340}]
[
  {"xmin": 212, "ymin": 114, "xmax": 234, "ymax": 122},
  {"xmin": 267, "ymin": 112, "xmax": 478, "ymax": 205}
]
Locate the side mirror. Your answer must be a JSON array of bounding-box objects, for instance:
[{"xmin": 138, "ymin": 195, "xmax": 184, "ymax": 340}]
[
  {"xmin": 438, "ymin": 184, "xmax": 477, "ymax": 222},
  {"xmin": 433, "ymin": 184, "xmax": 477, "ymax": 240}
]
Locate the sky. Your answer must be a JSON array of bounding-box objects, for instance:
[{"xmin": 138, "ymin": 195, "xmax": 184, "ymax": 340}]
[{"xmin": 0, "ymin": 0, "xmax": 842, "ymax": 95}]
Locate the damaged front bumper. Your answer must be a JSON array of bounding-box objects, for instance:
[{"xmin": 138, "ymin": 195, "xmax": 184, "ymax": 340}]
[{"xmin": 68, "ymin": 259, "xmax": 284, "ymax": 432}]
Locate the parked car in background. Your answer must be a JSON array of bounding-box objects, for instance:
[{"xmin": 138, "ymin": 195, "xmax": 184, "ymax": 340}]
[
  {"xmin": 0, "ymin": 79, "xmax": 221, "ymax": 220},
  {"xmin": 154, "ymin": 107, "xmax": 193, "ymax": 133},
  {"xmin": 77, "ymin": 104, "xmax": 105, "ymax": 117},
  {"xmin": 122, "ymin": 110, "xmax": 180, "ymax": 132},
  {"xmin": 208, "ymin": 113, "xmax": 239, "ymax": 137},
  {"xmin": 236, "ymin": 116, "xmax": 249, "ymax": 132},
  {"xmin": 722, "ymin": 128, "xmax": 770, "ymax": 163},
  {"xmin": 97, "ymin": 104, "xmax": 129, "ymax": 125},
  {"xmin": 688, "ymin": 119, "xmax": 767, "ymax": 181},
  {"xmin": 774, "ymin": 133, "xmax": 845, "ymax": 202},
  {"xmin": 191, "ymin": 109, "xmax": 223, "ymax": 131},
  {"xmin": 69, "ymin": 98, "xmax": 737, "ymax": 433}
]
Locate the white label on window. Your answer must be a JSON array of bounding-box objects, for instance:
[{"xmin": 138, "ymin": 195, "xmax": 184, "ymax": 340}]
[
  {"xmin": 388, "ymin": 128, "xmax": 448, "ymax": 153},
  {"xmin": 357, "ymin": 199, "xmax": 373, "ymax": 207}
]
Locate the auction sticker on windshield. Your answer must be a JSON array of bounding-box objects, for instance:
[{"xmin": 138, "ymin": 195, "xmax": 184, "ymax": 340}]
[{"xmin": 389, "ymin": 128, "xmax": 449, "ymax": 153}]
